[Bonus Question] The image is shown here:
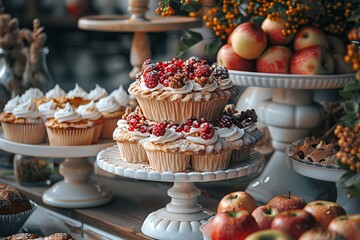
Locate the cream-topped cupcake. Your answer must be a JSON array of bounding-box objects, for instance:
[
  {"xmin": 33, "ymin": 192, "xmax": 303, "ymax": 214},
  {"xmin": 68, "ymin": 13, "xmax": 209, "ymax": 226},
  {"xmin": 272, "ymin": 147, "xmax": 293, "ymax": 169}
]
[
  {"xmin": 45, "ymin": 84, "xmax": 66, "ymax": 99},
  {"xmin": 38, "ymin": 100, "xmax": 58, "ymax": 120},
  {"xmin": 20, "ymin": 88, "xmax": 44, "ymax": 103},
  {"xmin": 66, "ymin": 83, "xmax": 89, "ymax": 108},
  {"xmin": 96, "ymin": 95, "xmax": 125, "ymax": 139},
  {"xmin": 77, "ymin": 100, "xmax": 103, "ymax": 143},
  {"xmin": 109, "ymin": 85, "xmax": 129, "ymax": 106},
  {"xmin": 0, "ymin": 99, "xmax": 46, "ymax": 144},
  {"xmin": 45, "ymin": 102, "xmax": 95, "ymax": 146},
  {"xmin": 3, "ymin": 95, "xmax": 22, "ymax": 113},
  {"xmin": 88, "ymin": 84, "xmax": 108, "ymax": 102}
]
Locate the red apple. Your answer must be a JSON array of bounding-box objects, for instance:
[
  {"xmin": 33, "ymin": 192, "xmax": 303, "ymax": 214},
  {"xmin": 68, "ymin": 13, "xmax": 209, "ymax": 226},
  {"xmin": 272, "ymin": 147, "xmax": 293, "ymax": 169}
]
[
  {"xmin": 211, "ymin": 210, "xmax": 260, "ymax": 240},
  {"xmin": 333, "ymin": 54, "xmax": 355, "ymax": 74},
  {"xmin": 293, "ymin": 26, "xmax": 329, "ymax": 51},
  {"xmin": 217, "ymin": 44, "xmax": 255, "ymax": 71},
  {"xmin": 256, "ymin": 46, "xmax": 293, "ymax": 74},
  {"xmin": 252, "ymin": 205, "xmax": 279, "ymax": 230},
  {"xmin": 290, "ymin": 46, "xmax": 335, "ymax": 75},
  {"xmin": 228, "ymin": 32, "xmax": 234, "ymax": 45},
  {"xmin": 299, "ymin": 228, "xmax": 345, "ymax": 240},
  {"xmin": 261, "ymin": 17, "xmax": 294, "ymax": 45},
  {"xmin": 328, "ymin": 214, "xmax": 360, "ymax": 240},
  {"xmin": 231, "ymin": 22, "xmax": 267, "ymax": 60},
  {"xmin": 327, "ymin": 35, "xmax": 346, "ymax": 56},
  {"xmin": 271, "ymin": 209, "xmax": 317, "ymax": 240},
  {"xmin": 303, "ymin": 200, "xmax": 346, "ymax": 228},
  {"xmin": 217, "ymin": 191, "xmax": 258, "ymax": 214},
  {"xmin": 266, "ymin": 193, "xmax": 306, "ymax": 213},
  {"xmin": 245, "ymin": 229, "xmax": 293, "ymax": 240}
]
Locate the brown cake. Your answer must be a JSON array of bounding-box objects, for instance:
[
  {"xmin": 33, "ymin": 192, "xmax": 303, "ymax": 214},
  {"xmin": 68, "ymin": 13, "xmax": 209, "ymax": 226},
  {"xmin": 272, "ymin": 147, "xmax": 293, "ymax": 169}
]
[
  {"xmin": 4, "ymin": 233, "xmax": 41, "ymax": 240},
  {"xmin": 44, "ymin": 233, "xmax": 75, "ymax": 240},
  {"xmin": 0, "ymin": 183, "xmax": 32, "ymax": 215}
]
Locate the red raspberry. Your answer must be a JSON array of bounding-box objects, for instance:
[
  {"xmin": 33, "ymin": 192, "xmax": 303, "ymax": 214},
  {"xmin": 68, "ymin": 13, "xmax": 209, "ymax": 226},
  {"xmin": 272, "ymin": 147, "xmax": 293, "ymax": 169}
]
[
  {"xmin": 142, "ymin": 63, "xmax": 159, "ymax": 74},
  {"xmin": 139, "ymin": 125, "xmax": 148, "ymax": 133},
  {"xmin": 167, "ymin": 120, "xmax": 176, "ymax": 129},
  {"xmin": 186, "ymin": 116, "xmax": 197, "ymax": 126},
  {"xmin": 176, "ymin": 124, "xmax": 185, "ymax": 132},
  {"xmin": 199, "ymin": 117, "xmax": 207, "ymax": 124},
  {"xmin": 165, "ymin": 63, "xmax": 180, "ymax": 73},
  {"xmin": 184, "ymin": 125, "xmax": 191, "ymax": 133},
  {"xmin": 153, "ymin": 121, "xmax": 167, "ymax": 136},
  {"xmin": 144, "ymin": 71, "xmax": 159, "ymax": 88},
  {"xmin": 185, "ymin": 56, "xmax": 201, "ymax": 66},
  {"xmin": 195, "ymin": 64, "xmax": 211, "ymax": 78},
  {"xmin": 211, "ymin": 66, "xmax": 229, "ymax": 80},
  {"xmin": 171, "ymin": 58, "xmax": 184, "ymax": 66},
  {"xmin": 217, "ymin": 115, "xmax": 233, "ymax": 128},
  {"xmin": 142, "ymin": 59, "xmax": 155, "ymax": 69},
  {"xmin": 198, "ymin": 122, "xmax": 215, "ymax": 140},
  {"xmin": 192, "ymin": 120, "xmax": 200, "ymax": 128},
  {"xmin": 128, "ymin": 125, "xmax": 135, "ymax": 131}
]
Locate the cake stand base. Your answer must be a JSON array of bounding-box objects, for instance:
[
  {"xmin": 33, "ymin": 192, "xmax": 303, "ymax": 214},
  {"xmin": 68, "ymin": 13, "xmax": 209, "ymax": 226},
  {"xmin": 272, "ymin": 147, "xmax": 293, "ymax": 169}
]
[
  {"xmin": 335, "ymin": 187, "xmax": 360, "ymax": 214},
  {"xmin": 43, "ymin": 157, "xmax": 112, "ymax": 208},
  {"xmin": 141, "ymin": 182, "xmax": 212, "ymax": 240}
]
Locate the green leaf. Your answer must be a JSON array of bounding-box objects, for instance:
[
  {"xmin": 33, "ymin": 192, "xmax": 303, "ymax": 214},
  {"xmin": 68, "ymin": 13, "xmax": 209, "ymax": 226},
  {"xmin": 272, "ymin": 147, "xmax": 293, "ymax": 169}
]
[
  {"xmin": 339, "ymin": 89, "xmax": 354, "ymax": 99},
  {"xmin": 205, "ymin": 38, "xmax": 222, "ymax": 57},
  {"xmin": 337, "ymin": 159, "xmax": 351, "ymax": 171},
  {"xmin": 344, "ymin": 81, "xmax": 360, "ymax": 92},
  {"xmin": 250, "ymin": 16, "xmax": 266, "ymax": 26},
  {"xmin": 340, "ymin": 112, "xmax": 358, "ymax": 122},
  {"xmin": 348, "ymin": 8, "xmax": 360, "ymax": 22},
  {"xmin": 344, "ymin": 174, "xmax": 360, "ymax": 188},
  {"xmin": 344, "ymin": 100, "xmax": 359, "ymax": 113},
  {"xmin": 337, "ymin": 171, "xmax": 356, "ymax": 188},
  {"xmin": 177, "ymin": 30, "xmax": 203, "ymax": 57}
]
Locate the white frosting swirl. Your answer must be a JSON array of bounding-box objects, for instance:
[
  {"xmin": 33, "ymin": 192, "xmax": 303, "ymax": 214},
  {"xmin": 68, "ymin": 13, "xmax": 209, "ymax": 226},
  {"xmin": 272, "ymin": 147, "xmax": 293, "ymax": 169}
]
[
  {"xmin": 218, "ymin": 78, "xmax": 234, "ymax": 90},
  {"xmin": 167, "ymin": 81, "xmax": 194, "ymax": 94},
  {"xmin": 186, "ymin": 133, "xmax": 218, "ymax": 145},
  {"xmin": 45, "ymin": 84, "xmax": 66, "ymax": 98},
  {"xmin": 96, "ymin": 95, "xmax": 121, "ymax": 113},
  {"xmin": 149, "ymin": 128, "xmax": 182, "ymax": 144},
  {"xmin": 217, "ymin": 125, "xmax": 244, "ymax": 141},
  {"xmin": 193, "ymin": 80, "xmax": 218, "ymax": 92},
  {"xmin": 116, "ymin": 119, "xmax": 152, "ymax": 137},
  {"xmin": 245, "ymin": 123, "xmax": 257, "ymax": 132},
  {"xmin": 21, "ymin": 88, "xmax": 44, "ymax": 102},
  {"xmin": 67, "ymin": 83, "xmax": 88, "ymax": 99},
  {"xmin": 88, "ymin": 84, "xmax": 108, "ymax": 101},
  {"xmin": 38, "ymin": 100, "xmax": 58, "ymax": 119},
  {"xmin": 4, "ymin": 96, "xmax": 23, "ymax": 113},
  {"xmin": 77, "ymin": 100, "xmax": 102, "ymax": 120},
  {"xmin": 54, "ymin": 102, "xmax": 82, "ymax": 123},
  {"xmin": 110, "ymin": 85, "xmax": 129, "ymax": 106},
  {"xmin": 117, "ymin": 119, "xmax": 127, "ymax": 128},
  {"xmin": 13, "ymin": 99, "xmax": 39, "ymax": 119}
]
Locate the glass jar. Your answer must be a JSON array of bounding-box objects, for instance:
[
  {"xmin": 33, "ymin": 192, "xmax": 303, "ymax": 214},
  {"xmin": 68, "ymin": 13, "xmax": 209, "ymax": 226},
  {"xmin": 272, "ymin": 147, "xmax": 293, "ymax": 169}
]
[{"xmin": 14, "ymin": 154, "xmax": 53, "ymax": 186}]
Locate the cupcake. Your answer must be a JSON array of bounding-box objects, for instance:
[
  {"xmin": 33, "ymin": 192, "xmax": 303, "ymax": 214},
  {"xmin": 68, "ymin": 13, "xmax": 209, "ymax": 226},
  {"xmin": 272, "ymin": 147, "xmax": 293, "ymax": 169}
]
[
  {"xmin": 41, "ymin": 84, "xmax": 67, "ymax": 106},
  {"xmin": 109, "ymin": 85, "xmax": 129, "ymax": 106},
  {"xmin": 45, "ymin": 102, "xmax": 95, "ymax": 146},
  {"xmin": 77, "ymin": 100, "xmax": 103, "ymax": 143},
  {"xmin": 20, "ymin": 87, "xmax": 44, "ymax": 103},
  {"xmin": 38, "ymin": 100, "xmax": 58, "ymax": 120},
  {"xmin": 96, "ymin": 95, "xmax": 126, "ymax": 139},
  {"xmin": 66, "ymin": 83, "xmax": 89, "ymax": 108},
  {"xmin": 88, "ymin": 84, "xmax": 108, "ymax": 102},
  {"xmin": 112, "ymin": 107, "xmax": 150, "ymax": 163},
  {"xmin": 0, "ymin": 99, "xmax": 47, "ymax": 144},
  {"xmin": 0, "ymin": 184, "xmax": 36, "ymax": 237},
  {"xmin": 129, "ymin": 57, "xmax": 240, "ymax": 123}
]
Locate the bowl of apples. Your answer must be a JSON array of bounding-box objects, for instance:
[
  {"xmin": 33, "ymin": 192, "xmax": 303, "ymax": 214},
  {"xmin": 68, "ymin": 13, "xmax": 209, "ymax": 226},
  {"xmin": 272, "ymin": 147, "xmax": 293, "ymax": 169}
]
[{"xmin": 201, "ymin": 190, "xmax": 359, "ymax": 240}]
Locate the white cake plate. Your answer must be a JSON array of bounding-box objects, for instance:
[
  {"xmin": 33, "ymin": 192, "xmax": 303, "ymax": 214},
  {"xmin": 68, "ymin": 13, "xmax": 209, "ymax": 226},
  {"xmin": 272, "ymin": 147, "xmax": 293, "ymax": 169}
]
[
  {"xmin": 0, "ymin": 129, "xmax": 114, "ymax": 208},
  {"xmin": 229, "ymin": 71, "xmax": 354, "ymax": 204},
  {"xmin": 97, "ymin": 145, "xmax": 264, "ymax": 240}
]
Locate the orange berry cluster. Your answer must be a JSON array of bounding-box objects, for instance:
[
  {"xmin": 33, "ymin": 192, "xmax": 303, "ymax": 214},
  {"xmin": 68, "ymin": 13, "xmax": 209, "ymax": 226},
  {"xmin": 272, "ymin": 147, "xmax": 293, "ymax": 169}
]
[
  {"xmin": 345, "ymin": 28, "xmax": 360, "ymax": 72},
  {"xmin": 334, "ymin": 124, "xmax": 360, "ymax": 174},
  {"xmin": 156, "ymin": 0, "xmax": 175, "ymax": 17}
]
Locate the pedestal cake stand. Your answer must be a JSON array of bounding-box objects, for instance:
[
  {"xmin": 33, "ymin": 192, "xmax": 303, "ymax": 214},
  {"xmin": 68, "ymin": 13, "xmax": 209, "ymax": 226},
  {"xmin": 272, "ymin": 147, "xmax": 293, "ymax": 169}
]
[
  {"xmin": 78, "ymin": 0, "xmax": 201, "ymax": 78},
  {"xmin": 97, "ymin": 145, "xmax": 264, "ymax": 240},
  {"xmin": 229, "ymin": 70, "xmax": 354, "ymax": 204},
  {"xmin": 0, "ymin": 129, "xmax": 114, "ymax": 208}
]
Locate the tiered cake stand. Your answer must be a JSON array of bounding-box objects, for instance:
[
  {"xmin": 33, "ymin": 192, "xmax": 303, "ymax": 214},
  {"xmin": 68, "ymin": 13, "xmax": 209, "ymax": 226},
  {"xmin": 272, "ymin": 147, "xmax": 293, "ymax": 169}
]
[
  {"xmin": 78, "ymin": 0, "xmax": 201, "ymax": 78},
  {"xmin": 229, "ymin": 71, "xmax": 354, "ymax": 204},
  {"xmin": 97, "ymin": 145, "xmax": 264, "ymax": 240},
  {"xmin": 0, "ymin": 128, "xmax": 114, "ymax": 208}
]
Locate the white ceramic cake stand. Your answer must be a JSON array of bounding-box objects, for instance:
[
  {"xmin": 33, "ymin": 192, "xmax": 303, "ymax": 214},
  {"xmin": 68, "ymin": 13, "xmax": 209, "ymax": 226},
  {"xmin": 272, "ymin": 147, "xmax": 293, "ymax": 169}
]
[
  {"xmin": 97, "ymin": 145, "xmax": 264, "ymax": 240},
  {"xmin": 0, "ymin": 129, "xmax": 114, "ymax": 208},
  {"xmin": 229, "ymin": 70, "xmax": 354, "ymax": 204}
]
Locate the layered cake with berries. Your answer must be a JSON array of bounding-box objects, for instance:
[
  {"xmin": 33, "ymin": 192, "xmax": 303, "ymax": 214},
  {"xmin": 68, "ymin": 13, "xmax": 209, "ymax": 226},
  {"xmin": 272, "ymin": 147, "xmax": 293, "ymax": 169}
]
[{"xmin": 129, "ymin": 57, "xmax": 240, "ymax": 123}]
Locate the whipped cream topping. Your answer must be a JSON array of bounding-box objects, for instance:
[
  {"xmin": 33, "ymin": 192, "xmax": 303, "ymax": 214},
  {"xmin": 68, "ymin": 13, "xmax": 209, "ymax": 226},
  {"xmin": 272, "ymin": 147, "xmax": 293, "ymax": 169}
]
[
  {"xmin": 96, "ymin": 95, "xmax": 120, "ymax": 113},
  {"xmin": 217, "ymin": 125, "xmax": 244, "ymax": 141},
  {"xmin": 167, "ymin": 81, "xmax": 194, "ymax": 94},
  {"xmin": 67, "ymin": 83, "xmax": 88, "ymax": 99},
  {"xmin": 77, "ymin": 100, "xmax": 102, "ymax": 120},
  {"xmin": 13, "ymin": 99, "xmax": 39, "ymax": 119},
  {"xmin": 149, "ymin": 128, "xmax": 182, "ymax": 144},
  {"xmin": 186, "ymin": 133, "xmax": 218, "ymax": 145},
  {"xmin": 54, "ymin": 102, "xmax": 82, "ymax": 123},
  {"xmin": 88, "ymin": 84, "xmax": 108, "ymax": 101},
  {"xmin": 45, "ymin": 84, "xmax": 66, "ymax": 98},
  {"xmin": 245, "ymin": 123, "xmax": 257, "ymax": 132},
  {"xmin": 193, "ymin": 80, "xmax": 218, "ymax": 92},
  {"xmin": 218, "ymin": 78, "xmax": 234, "ymax": 90},
  {"xmin": 21, "ymin": 88, "xmax": 44, "ymax": 102},
  {"xmin": 38, "ymin": 100, "xmax": 58, "ymax": 119},
  {"xmin": 4, "ymin": 95, "xmax": 23, "ymax": 113},
  {"xmin": 110, "ymin": 85, "xmax": 129, "ymax": 106}
]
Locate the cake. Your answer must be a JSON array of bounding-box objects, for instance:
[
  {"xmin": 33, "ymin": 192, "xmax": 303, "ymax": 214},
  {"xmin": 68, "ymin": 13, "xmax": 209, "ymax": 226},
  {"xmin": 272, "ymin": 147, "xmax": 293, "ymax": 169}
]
[
  {"xmin": 129, "ymin": 57, "xmax": 241, "ymax": 123},
  {"xmin": 0, "ymin": 184, "xmax": 32, "ymax": 215}
]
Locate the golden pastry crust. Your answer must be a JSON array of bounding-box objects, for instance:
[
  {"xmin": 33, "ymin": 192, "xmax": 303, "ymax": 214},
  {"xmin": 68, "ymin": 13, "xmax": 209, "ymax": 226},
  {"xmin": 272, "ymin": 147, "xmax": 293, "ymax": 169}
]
[
  {"xmin": 45, "ymin": 118, "xmax": 94, "ymax": 129},
  {"xmin": 4, "ymin": 233, "xmax": 41, "ymax": 240},
  {"xmin": 128, "ymin": 81, "xmax": 240, "ymax": 103},
  {"xmin": 0, "ymin": 112, "xmax": 44, "ymax": 124},
  {"xmin": 113, "ymin": 127, "xmax": 146, "ymax": 143},
  {"xmin": 0, "ymin": 184, "xmax": 32, "ymax": 215}
]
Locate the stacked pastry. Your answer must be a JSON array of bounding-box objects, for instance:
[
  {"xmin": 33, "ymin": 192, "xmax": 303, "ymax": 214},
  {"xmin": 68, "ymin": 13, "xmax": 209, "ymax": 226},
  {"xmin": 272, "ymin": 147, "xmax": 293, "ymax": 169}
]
[
  {"xmin": 114, "ymin": 57, "xmax": 262, "ymax": 172},
  {"xmin": 0, "ymin": 84, "xmax": 131, "ymax": 146}
]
